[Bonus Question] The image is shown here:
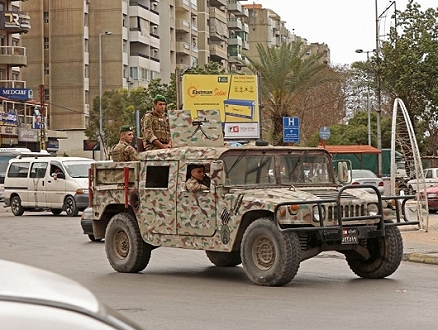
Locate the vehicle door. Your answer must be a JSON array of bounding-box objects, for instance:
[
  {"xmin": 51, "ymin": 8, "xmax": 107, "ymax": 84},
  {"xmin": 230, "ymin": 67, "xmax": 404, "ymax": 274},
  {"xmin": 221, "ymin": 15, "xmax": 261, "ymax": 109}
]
[
  {"xmin": 46, "ymin": 161, "xmax": 66, "ymax": 208},
  {"xmin": 142, "ymin": 161, "xmax": 178, "ymax": 235},
  {"xmin": 28, "ymin": 161, "xmax": 49, "ymax": 208},
  {"xmin": 176, "ymin": 163, "xmax": 216, "ymax": 237}
]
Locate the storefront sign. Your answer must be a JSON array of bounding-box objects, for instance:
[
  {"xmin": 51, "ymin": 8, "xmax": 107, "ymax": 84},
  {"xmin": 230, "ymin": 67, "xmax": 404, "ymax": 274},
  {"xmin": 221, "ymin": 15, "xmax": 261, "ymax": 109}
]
[
  {"xmin": 0, "ymin": 88, "xmax": 33, "ymax": 101},
  {"xmin": 0, "ymin": 125, "xmax": 18, "ymax": 135},
  {"xmin": 0, "ymin": 111, "xmax": 18, "ymax": 126},
  {"xmin": 0, "ymin": 12, "xmax": 30, "ymax": 32},
  {"xmin": 18, "ymin": 128, "xmax": 38, "ymax": 142}
]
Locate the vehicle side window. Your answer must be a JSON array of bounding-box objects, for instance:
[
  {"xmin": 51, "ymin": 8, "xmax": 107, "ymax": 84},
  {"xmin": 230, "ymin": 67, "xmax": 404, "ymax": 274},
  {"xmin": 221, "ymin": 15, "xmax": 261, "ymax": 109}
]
[
  {"xmin": 30, "ymin": 162, "xmax": 48, "ymax": 179},
  {"xmin": 425, "ymin": 170, "xmax": 432, "ymax": 179},
  {"xmin": 7, "ymin": 162, "xmax": 30, "ymax": 178},
  {"xmin": 145, "ymin": 165, "xmax": 169, "ymax": 188}
]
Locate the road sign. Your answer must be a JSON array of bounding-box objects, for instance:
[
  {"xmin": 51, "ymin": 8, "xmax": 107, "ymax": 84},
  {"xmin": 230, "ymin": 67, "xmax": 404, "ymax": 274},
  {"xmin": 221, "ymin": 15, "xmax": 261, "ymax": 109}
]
[
  {"xmin": 283, "ymin": 117, "xmax": 300, "ymax": 143},
  {"xmin": 319, "ymin": 126, "xmax": 331, "ymax": 140}
]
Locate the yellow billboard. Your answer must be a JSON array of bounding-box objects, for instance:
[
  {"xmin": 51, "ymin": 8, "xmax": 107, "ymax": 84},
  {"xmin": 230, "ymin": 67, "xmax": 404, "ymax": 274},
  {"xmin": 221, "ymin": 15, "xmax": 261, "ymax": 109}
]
[{"xmin": 183, "ymin": 74, "xmax": 260, "ymax": 139}]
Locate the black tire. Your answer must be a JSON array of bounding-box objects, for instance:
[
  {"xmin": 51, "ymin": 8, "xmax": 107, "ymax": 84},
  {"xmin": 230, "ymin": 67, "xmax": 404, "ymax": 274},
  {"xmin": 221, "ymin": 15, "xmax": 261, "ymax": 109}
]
[
  {"xmin": 206, "ymin": 250, "xmax": 242, "ymax": 267},
  {"xmin": 51, "ymin": 209, "xmax": 62, "ymax": 215},
  {"xmin": 11, "ymin": 195, "xmax": 24, "ymax": 216},
  {"xmin": 241, "ymin": 218, "xmax": 301, "ymax": 286},
  {"xmin": 88, "ymin": 234, "xmax": 102, "ymax": 242},
  {"xmin": 345, "ymin": 224, "xmax": 403, "ymax": 279},
  {"xmin": 105, "ymin": 213, "xmax": 152, "ymax": 273},
  {"xmin": 64, "ymin": 196, "xmax": 79, "ymax": 217}
]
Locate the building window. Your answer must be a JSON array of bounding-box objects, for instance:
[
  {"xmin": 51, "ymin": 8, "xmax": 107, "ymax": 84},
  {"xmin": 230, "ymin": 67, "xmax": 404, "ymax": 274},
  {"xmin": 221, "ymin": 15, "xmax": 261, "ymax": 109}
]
[
  {"xmin": 85, "ymin": 90, "xmax": 90, "ymax": 104},
  {"xmin": 44, "ymin": 63, "xmax": 49, "ymax": 75},
  {"xmin": 84, "ymin": 13, "xmax": 88, "ymax": 27},
  {"xmin": 130, "ymin": 67, "xmax": 138, "ymax": 80},
  {"xmin": 44, "ymin": 88, "xmax": 49, "ymax": 101},
  {"xmin": 84, "ymin": 64, "xmax": 89, "ymax": 78},
  {"xmin": 0, "ymin": 69, "xmax": 5, "ymax": 80},
  {"xmin": 12, "ymin": 38, "xmax": 19, "ymax": 47},
  {"xmin": 44, "ymin": 12, "xmax": 49, "ymax": 24},
  {"xmin": 12, "ymin": 72, "xmax": 19, "ymax": 81},
  {"xmin": 44, "ymin": 37, "xmax": 49, "ymax": 50},
  {"xmin": 0, "ymin": 3, "xmax": 4, "ymax": 11}
]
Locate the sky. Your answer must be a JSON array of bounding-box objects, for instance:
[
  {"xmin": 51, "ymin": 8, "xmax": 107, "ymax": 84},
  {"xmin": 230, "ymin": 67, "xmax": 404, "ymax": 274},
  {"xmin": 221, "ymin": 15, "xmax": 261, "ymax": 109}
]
[{"xmin": 255, "ymin": 1, "xmax": 437, "ymax": 65}]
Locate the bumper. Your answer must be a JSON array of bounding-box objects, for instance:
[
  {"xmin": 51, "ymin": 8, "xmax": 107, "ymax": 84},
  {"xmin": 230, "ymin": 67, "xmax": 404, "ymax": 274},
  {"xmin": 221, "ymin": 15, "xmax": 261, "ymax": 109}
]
[
  {"xmin": 80, "ymin": 207, "xmax": 93, "ymax": 235},
  {"xmin": 74, "ymin": 194, "xmax": 89, "ymax": 211},
  {"xmin": 428, "ymin": 199, "xmax": 438, "ymax": 211}
]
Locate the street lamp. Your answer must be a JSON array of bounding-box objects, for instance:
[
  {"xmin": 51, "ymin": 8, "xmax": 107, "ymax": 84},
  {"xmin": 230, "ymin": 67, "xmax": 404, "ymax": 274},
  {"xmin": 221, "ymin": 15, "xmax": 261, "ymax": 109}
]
[
  {"xmin": 99, "ymin": 31, "xmax": 112, "ymax": 160},
  {"xmin": 355, "ymin": 49, "xmax": 373, "ymax": 146}
]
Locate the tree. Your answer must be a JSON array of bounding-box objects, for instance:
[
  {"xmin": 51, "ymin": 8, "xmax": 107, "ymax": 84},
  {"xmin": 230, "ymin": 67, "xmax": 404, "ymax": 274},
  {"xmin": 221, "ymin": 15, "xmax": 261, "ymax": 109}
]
[
  {"xmin": 379, "ymin": 1, "xmax": 438, "ymax": 155},
  {"xmin": 246, "ymin": 41, "xmax": 340, "ymax": 145}
]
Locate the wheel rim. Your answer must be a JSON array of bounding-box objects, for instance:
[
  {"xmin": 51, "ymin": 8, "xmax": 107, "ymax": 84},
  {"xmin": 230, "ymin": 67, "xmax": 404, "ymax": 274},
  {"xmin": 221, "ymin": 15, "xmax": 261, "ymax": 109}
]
[
  {"xmin": 12, "ymin": 198, "xmax": 20, "ymax": 213},
  {"xmin": 113, "ymin": 229, "xmax": 130, "ymax": 259},
  {"xmin": 65, "ymin": 198, "xmax": 73, "ymax": 214},
  {"xmin": 252, "ymin": 235, "xmax": 276, "ymax": 270}
]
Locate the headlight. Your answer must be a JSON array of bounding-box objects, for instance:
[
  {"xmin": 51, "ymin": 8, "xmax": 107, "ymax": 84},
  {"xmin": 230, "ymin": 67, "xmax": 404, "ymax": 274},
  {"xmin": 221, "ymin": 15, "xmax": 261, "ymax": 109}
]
[
  {"xmin": 367, "ymin": 203, "xmax": 379, "ymax": 216},
  {"xmin": 312, "ymin": 205, "xmax": 325, "ymax": 222}
]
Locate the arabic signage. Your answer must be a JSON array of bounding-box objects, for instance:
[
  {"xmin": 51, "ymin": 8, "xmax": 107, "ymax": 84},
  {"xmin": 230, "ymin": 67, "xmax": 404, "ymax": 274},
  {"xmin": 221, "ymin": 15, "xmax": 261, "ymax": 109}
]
[
  {"xmin": 182, "ymin": 74, "xmax": 260, "ymax": 139},
  {"xmin": 18, "ymin": 128, "xmax": 38, "ymax": 142}
]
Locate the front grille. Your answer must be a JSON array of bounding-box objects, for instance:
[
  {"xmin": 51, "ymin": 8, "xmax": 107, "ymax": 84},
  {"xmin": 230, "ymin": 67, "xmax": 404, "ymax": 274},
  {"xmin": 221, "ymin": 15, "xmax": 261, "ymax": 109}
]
[{"xmin": 327, "ymin": 204, "xmax": 366, "ymax": 221}]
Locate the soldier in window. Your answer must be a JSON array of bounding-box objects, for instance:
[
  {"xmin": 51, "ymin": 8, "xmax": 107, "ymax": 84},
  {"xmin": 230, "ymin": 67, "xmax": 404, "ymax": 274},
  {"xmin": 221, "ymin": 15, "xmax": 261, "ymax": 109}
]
[{"xmin": 185, "ymin": 164, "xmax": 211, "ymax": 192}]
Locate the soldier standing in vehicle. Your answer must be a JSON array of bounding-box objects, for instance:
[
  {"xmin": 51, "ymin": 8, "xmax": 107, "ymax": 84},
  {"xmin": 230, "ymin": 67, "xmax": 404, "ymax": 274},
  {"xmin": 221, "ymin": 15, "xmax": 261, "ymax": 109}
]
[
  {"xmin": 111, "ymin": 125, "xmax": 138, "ymax": 161},
  {"xmin": 141, "ymin": 94, "xmax": 172, "ymax": 150}
]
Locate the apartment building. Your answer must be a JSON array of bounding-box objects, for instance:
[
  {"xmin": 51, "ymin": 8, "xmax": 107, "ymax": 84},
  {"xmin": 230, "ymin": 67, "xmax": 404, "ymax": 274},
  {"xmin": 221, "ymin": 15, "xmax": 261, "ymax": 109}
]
[{"xmin": 243, "ymin": 4, "xmax": 330, "ymax": 65}]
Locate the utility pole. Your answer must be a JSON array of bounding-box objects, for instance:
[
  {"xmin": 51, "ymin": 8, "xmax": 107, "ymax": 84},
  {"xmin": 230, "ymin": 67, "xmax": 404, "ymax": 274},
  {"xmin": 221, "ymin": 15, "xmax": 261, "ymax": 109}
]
[
  {"xmin": 375, "ymin": 0, "xmax": 382, "ymax": 177},
  {"xmin": 39, "ymin": 84, "xmax": 46, "ymax": 151}
]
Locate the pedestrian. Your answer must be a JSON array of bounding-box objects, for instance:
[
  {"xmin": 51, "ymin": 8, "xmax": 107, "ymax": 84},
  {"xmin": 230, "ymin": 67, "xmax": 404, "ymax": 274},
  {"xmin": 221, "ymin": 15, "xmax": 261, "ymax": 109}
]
[
  {"xmin": 141, "ymin": 94, "xmax": 172, "ymax": 150},
  {"xmin": 185, "ymin": 164, "xmax": 211, "ymax": 192},
  {"xmin": 111, "ymin": 125, "xmax": 138, "ymax": 161}
]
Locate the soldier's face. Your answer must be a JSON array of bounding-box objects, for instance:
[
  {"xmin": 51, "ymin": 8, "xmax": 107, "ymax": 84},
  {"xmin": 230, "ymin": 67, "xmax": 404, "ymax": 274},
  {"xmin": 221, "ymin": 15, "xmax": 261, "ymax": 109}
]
[
  {"xmin": 154, "ymin": 101, "xmax": 166, "ymax": 115},
  {"xmin": 191, "ymin": 168, "xmax": 205, "ymax": 181},
  {"xmin": 121, "ymin": 131, "xmax": 134, "ymax": 143}
]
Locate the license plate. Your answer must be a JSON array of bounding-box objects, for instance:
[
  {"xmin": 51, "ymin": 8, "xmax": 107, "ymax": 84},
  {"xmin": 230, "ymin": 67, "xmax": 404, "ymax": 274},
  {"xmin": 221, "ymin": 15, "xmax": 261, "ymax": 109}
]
[{"xmin": 342, "ymin": 228, "xmax": 358, "ymax": 244}]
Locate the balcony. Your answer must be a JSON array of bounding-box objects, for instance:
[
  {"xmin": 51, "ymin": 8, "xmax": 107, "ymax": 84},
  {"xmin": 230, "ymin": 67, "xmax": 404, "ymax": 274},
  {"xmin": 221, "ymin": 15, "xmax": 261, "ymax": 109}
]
[
  {"xmin": 227, "ymin": 18, "xmax": 242, "ymax": 30},
  {"xmin": 209, "ymin": 0, "xmax": 227, "ymax": 8},
  {"xmin": 176, "ymin": 41, "xmax": 191, "ymax": 55},
  {"xmin": 0, "ymin": 80, "xmax": 26, "ymax": 88},
  {"xmin": 209, "ymin": 25, "xmax": 229, "ymax": 41},
  {"xmin": 242, "ymin": 40, "xmax": 249, "ymax": 50},
  {"xmin": 209, "ymin": 7, "xmax": 227, "ymax": 23},
  {"xmin": 228, "ymin": 36, "xmax": 242, "ymax": 47},
  {"xmin": 175, "ymin": 18, "xmax": 190, "ymax": 33},
  {"xmin": 0, "ymin": 46, "xmax": 27, "ymax": 67},
  {"xmin": 228, "ymin": 53, "xmax": 242, "ymax": 63},
  {"xmin": 209, "ymin": 44, "xmax": 227, "ymax": 61},
  {"xmin": 226, "ymin": 1, "xmax": 248, "ymax": 17},
  {"xmin": 175, "ymin": 0, "xmax": 190, "ymax": 12}
]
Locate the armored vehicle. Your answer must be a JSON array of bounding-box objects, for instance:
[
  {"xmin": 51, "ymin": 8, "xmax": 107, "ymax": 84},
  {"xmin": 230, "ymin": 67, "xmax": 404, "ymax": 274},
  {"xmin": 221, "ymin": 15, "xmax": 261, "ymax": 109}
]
[{"xmin": 89, "ymin": 110, "xmax": 418, "ymax": 286}]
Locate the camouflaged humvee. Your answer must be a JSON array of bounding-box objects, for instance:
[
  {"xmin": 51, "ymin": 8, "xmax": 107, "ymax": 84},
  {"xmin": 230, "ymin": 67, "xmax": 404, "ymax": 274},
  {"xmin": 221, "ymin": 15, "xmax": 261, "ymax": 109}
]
[{"xmin": 89, "ymin": 110, "xmax": 418, "ymax": 286}]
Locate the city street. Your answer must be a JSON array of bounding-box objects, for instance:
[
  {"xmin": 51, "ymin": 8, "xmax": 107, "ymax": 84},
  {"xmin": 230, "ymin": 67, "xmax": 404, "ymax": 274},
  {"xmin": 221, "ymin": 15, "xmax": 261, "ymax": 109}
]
[{"xmin": 1, "ymin": 209, "xmax": 437, "ymax": 330}]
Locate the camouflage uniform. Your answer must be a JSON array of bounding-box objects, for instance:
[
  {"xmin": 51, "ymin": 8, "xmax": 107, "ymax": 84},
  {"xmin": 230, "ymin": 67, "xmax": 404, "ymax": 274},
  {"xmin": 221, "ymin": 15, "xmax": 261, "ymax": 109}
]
[
  {"xmin": 141, "ymin": 111, "xmax": 171, "ymax": 150},
  {"xmin": 185, "ymin": 177, "xmax": 210, "ymax": 192},
  {"xmin": 111, "ymin": 141, "xmax": 138, "ymax": 161}
]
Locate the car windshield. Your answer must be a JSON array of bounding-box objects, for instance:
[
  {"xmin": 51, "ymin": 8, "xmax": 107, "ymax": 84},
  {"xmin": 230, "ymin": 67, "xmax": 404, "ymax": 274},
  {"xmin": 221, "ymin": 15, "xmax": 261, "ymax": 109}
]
[
  {"xmin": 222, "ymin": 150, "xmax": 333, "ymax": 186},
  {"xmin": 63, "ymin": 161, "xmax": 94, "ymax": 178},
  {"xmin": 352, "ymin": 170, "xmax": 376, "ymax": 178}
]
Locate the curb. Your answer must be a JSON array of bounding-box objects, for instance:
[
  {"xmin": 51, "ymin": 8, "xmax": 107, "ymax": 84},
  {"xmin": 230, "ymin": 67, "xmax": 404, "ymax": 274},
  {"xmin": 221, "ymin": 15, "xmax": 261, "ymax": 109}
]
[{"xmin": 403, "ymin": 252, "xmax": 438, "ymax": 265}]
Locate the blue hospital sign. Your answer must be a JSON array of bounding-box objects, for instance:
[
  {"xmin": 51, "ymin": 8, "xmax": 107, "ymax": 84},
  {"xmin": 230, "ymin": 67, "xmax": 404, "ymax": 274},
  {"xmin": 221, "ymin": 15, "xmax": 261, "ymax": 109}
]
[{"xmin": 283, "ymin": 117, "xmax": 300, "ymax": 143}]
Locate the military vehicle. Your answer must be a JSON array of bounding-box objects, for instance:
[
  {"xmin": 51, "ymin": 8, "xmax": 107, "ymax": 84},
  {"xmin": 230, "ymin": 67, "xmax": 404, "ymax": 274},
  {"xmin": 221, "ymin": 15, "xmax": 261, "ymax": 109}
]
[{"xmin": 88, "ymin": 110, "xmax": 418, "ymax": 286}]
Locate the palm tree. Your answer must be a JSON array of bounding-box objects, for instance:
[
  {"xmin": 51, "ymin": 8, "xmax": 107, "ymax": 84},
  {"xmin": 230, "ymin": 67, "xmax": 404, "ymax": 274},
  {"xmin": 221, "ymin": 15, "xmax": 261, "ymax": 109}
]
[{"xmin": 246, "ymin": 41, "xmax": 331, "ymax": 145}]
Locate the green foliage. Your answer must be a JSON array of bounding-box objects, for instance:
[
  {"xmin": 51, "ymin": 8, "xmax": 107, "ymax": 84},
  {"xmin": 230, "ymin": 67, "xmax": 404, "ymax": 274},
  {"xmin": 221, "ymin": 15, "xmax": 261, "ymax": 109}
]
[
  {"xmin": 183, "ymin": 62, "xmax": 227, "ymax": 75},
  {"xmin": 246, "ymin": 41, "xmax": 333, "ymax": 145}
]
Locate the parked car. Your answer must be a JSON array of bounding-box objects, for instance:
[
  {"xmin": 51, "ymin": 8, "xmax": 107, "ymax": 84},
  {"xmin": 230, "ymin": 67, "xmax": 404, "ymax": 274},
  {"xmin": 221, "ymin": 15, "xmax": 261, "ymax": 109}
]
[
  {"xmin": 0, "ymin": 259, "xmax": 142, "ymax": 329},
  {"xmin": 419, "ymin": 185, "xmax": 438, "ymax": 213},
  {"xmin": 350, "ymin": 169, "xmax": 385, "ymax": 194},
  {"xmin": 407, "ymin": 168, "xmax": 438, "ymax": 194},
  {"xmin": 81, "ymin": 206, "xmax": 102, "ymax": 242}
]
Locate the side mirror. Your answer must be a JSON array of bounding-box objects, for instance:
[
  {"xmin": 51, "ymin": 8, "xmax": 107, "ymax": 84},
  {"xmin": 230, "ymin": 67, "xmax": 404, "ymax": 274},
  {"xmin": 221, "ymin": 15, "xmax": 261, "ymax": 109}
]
[
  {"xmin": 210, "ymin": 160, "xmax": 225, "ymax": 187},
  {"xmin": 338, "ymin": 161, "xmax": 349, "ymax": 183}
]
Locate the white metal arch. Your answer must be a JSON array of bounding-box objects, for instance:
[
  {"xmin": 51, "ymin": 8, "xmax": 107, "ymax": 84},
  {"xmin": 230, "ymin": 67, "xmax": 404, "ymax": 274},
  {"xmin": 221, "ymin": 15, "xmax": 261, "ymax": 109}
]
[{"xmin": 391, "ymin": 98, "xmax": 428, "ymax": 231}]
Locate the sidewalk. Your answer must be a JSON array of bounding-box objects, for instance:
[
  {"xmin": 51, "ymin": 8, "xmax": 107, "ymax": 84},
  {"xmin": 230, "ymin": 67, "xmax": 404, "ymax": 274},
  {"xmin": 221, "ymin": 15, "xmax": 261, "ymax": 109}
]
[{"xmin": 401, "ymin": 213, "xmax": 438, "ymax": 265}]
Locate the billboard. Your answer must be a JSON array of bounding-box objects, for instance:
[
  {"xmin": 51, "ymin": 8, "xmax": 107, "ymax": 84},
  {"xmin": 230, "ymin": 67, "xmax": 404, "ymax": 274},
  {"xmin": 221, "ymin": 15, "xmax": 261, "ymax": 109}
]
[{"xmin": 183, "ymin": 74, "xmax": 260, "ymax": 139}]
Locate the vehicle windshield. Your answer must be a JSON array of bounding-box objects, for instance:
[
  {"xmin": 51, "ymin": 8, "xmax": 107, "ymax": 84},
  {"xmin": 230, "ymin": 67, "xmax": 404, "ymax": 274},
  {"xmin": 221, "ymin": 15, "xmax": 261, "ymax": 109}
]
[
  {"xmin": 63, "ymin": 161, "xmax": 94, "ymax": 178},
  {"xmin": 222, "ymin": 151, "xmax": 333, "ymax": 186}
]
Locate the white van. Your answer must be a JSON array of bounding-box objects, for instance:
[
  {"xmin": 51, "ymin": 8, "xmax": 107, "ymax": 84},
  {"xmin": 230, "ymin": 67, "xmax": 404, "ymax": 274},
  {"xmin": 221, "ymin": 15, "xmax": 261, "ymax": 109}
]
[{"xmin": 4, "ymin": 157, "xmax": 94, "ymax": 216}]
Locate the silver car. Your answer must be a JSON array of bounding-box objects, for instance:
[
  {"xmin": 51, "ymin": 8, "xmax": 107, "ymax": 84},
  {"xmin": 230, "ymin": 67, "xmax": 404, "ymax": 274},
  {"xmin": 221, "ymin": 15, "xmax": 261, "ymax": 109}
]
[
  {"xmin": 350, "ymin": 169, "xmax": 385, "ymax": 194},
  {"xmin": 0, "ymin": 259, "xmax": 142, "ymax": 330}
]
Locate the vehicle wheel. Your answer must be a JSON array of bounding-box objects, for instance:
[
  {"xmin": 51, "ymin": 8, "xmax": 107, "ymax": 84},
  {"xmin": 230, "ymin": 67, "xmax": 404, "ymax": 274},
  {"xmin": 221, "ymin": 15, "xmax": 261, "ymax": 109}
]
[
  {"xmin": 345, "ymin": 223, "xmax": 403, "ymax": 279},
  {"xmin": 241, "ymin": 218, "xmax": 301, "ymax": 286},
  {"xmin": 88, "ymin": 234, "xmax": 102, "ymax": 242},
  {"xmin": 105, "ymin": 213, "xmax": 152, "ymax": 273},
  {"xmin": 206, "ymin": 250, "xmax": 241, "ymax": 267},
  {"xmin": 11, "ymin": 195, "xmax": 25, "ymax": 216},
  {"xmin": 64, "ymin": 196, "xmax": 79, "ymax": 217},
  {"xmin": 51, "ymin": 209, "xmax": 62, "ymax": 215}
]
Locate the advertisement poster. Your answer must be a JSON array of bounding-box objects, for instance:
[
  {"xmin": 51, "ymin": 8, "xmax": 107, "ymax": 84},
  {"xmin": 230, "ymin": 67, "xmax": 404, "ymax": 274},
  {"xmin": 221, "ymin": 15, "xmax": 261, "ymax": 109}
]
[{"xmin": 182, "ymin": 74, "xmax": 260, "ymax": 139}]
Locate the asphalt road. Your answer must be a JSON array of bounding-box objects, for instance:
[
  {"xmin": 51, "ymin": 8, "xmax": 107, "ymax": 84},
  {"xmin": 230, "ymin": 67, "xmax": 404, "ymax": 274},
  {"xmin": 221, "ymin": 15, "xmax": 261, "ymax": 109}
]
[{"xmin": 1, "ymin": 209, "xmax": 437, "ymax": 330}]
